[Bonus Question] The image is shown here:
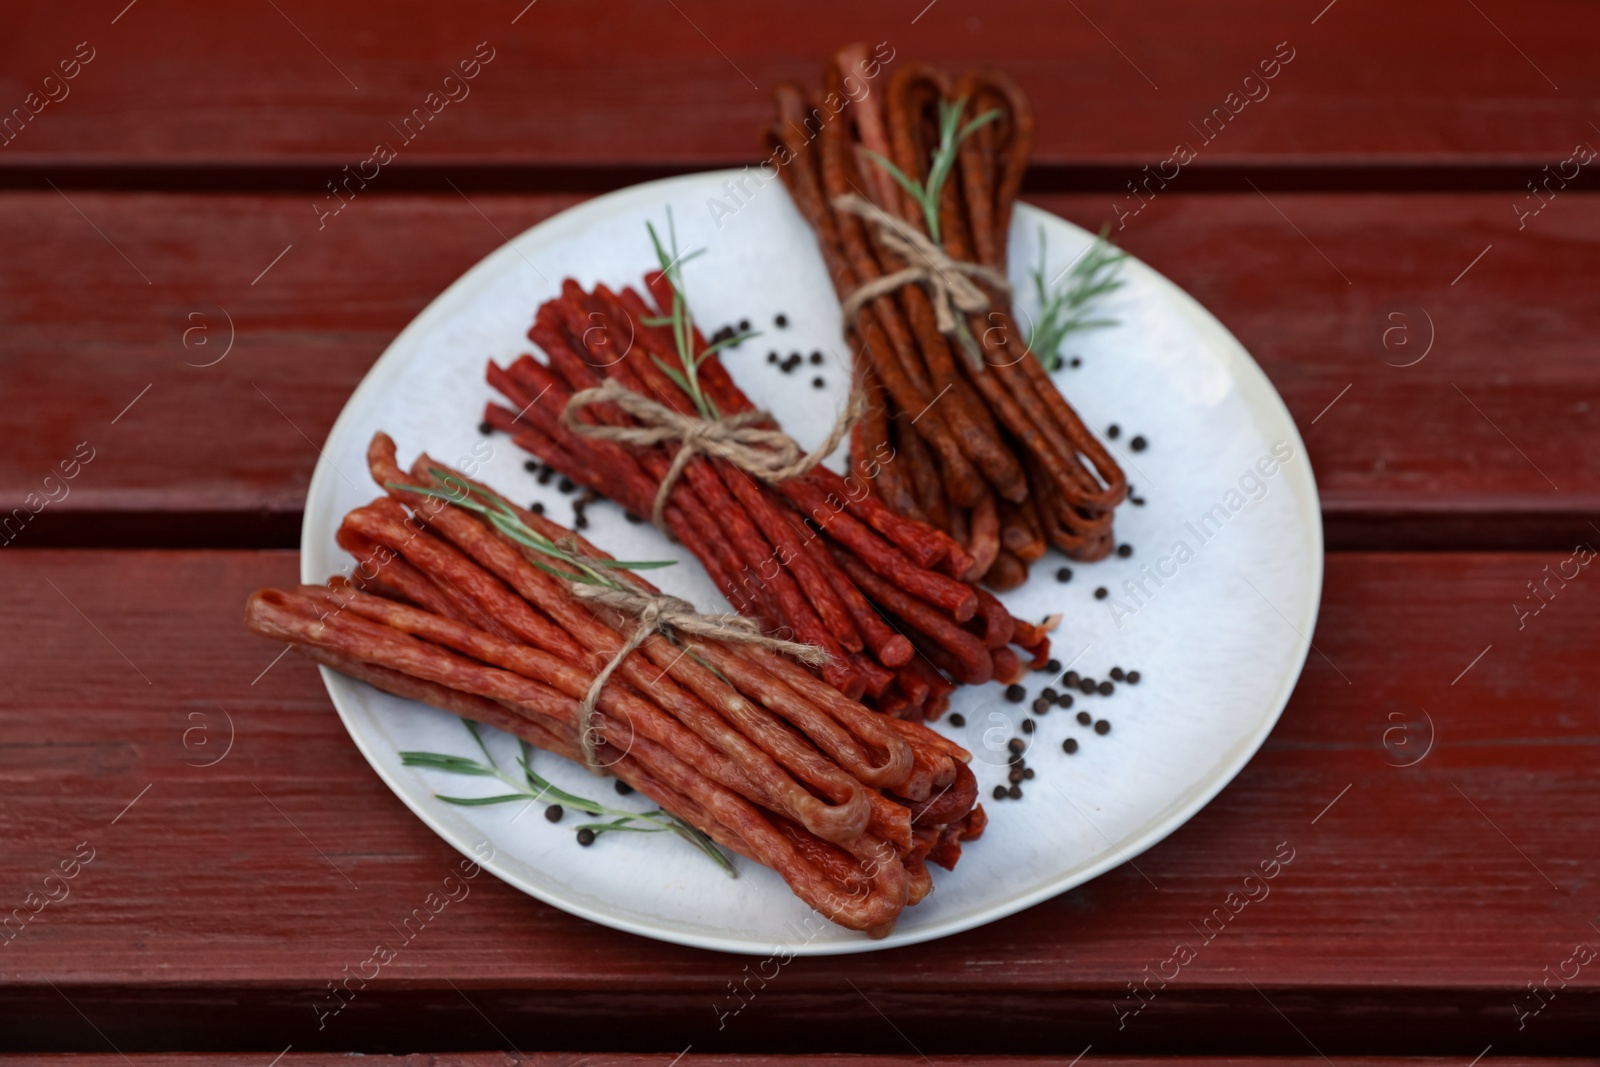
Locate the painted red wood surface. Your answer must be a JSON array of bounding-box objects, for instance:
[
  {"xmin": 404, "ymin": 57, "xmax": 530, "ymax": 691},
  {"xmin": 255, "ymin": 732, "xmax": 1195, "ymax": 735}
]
[
  {"xmin": 1, "ymin": 191, "xmax": 1596, "ymax": 551},
  {"xmin": 0, "ymin": 0, "xmax": 1594, "ymax": 176},
  {"xmin": 4, "ymin": 1060, "xmax": 1598, "ymax": 1067},
  {"xmin": 3, "ymin": 551, "xmax": 1595, "ymax": 1054}
]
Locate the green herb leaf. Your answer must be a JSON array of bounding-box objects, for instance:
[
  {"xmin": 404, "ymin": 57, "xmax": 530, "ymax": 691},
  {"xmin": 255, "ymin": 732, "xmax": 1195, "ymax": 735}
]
[{"xmin": 1025, "ymin": 225, "xmax": 1127, "ymax": 371}]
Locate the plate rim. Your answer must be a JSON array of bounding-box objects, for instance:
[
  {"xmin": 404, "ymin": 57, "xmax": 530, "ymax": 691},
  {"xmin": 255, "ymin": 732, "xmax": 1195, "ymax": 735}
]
[{"xmin": 300, "ymin": 168, "xmax": 1324, "ymax": 956}]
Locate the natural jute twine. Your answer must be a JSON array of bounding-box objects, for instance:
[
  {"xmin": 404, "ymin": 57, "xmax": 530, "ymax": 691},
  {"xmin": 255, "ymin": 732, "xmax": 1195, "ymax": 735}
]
[
  {"xmin": 566, "ymin": 582, "xmax": 828, "ymax": 771},
  {"xmin": 563, "ymin": 378, "xmax": 866, "ymax": 532},
  {"xmin": 832, "ymin": 193, "xmax": 1011, "ymax": 369}
]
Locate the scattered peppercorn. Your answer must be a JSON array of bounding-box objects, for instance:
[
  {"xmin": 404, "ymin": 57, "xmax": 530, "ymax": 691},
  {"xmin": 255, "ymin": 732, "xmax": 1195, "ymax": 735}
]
[
  {"xmin": 1097, "ymin": 680, "xmax": 1114, "ymax": 696},
  {"xmin": 1094, "ymin": 587, "xmax": 1108, "ymax": 600},
  {"xmin": 1069, "ymin": 357, "xmax": 1082, "ymax": 368},
  {"xmin": 1062, "ymin": 738, "xmax": 1079, "ymax": 754},
  {"xmin": 1077, "ymin": 711, "xmax": 1092, "ymax": 726},
  {"xmin": 810, "ymin": 351, "xmax": 823, "ymax": 364},
  {"xmin": 1079, "ymin": 678, "xmax": 1096, "ymax": 695},
  {"xmin": 545, "ymin": 804, "xmax": 564, "ymax": 823},
  {"xmin": 1008, "ymin": 784, "xmax": 1022, "ymax": 800},
  {"xmin": 1130, "ymin": 435, "xmax": 1147, "ymax": 452},
  {"xmin": 1046, "ymin": 658, "xmax": 1062, "ymax": 673},
  {"xmin": 1005, "ymin": 683, "xmax": 1026, "ymax": 703},
  {"xmin": 529, "ymin": 502, "xmax": 545, "ymax": 515},
  {"xmin": 1095, "ymin": 719, "xmax": 1111, "ymax": 735},
  {"xmin": 523, "ymin": 459, "xmax": 539, "ymax": 472},
  {"xmin": 614, "ymin": 780, "xmax": 633, "ymax": 795},
  {"xmin": 625, "ymin": 511, "xmax": 642, "ymax": 524},
  {"xmin": 1021, "ymin": 718, "xmax": 1036, "ymax": 734},
  {"xmin": 739, "ymin": 318, "xmax": 751, "ymax": 332},
  {"xmin": 1023, "ymin": 767, "xmax": 1036, "ymax": 780},
  {"xmin": 478, "ymin": 420, "xmax": 494, "ymax": 436},
  {"xmin": 1032, "ymin": 697, "xmax": 1050, "ymax": 715},
  {"xmin": 948, "ymin": 712, "xmax": 965, "ymax": 728},
  {"xmin": 812, "ymin": 376, "xmax": 825, "ymax": 389},
  {"xmin": 1056, "ymin": 692, "xmax": 1074, "ymax": 709},
  {"xmin": 574, "ymin": 513, "xmax": 589, "ymax": 529},
  {"xmin": 1008, "ymin": 767, "xmax": 1025, "ymax": 784},
  {"xmin": 1110, "ymin": 667, "xmax": 1125, "ymax": 682},
  {"xmin": 775, "ymin": 313, "xmax": 788, "ymax": 328},
  {"xmin": 537, "ymin": 467, "xmax": 554, "ymax": 485},
  {"xmin": 558, "ymin": 476, "xmax": 575, "ymax": 493},
  {"xmin": 1116, "ymin": 544, "xmax": 1133, "ymax": 558},
  {"xmin": 992, "ymin": 785, "xmax": 1008, "ymax": 800},
  {"xmin": 1042, "ymin": 687, "xmax": 1059, "ymax": 702},
  {"xmin": 1127, "ymin": 670, "xmax": 1141, "ymax": 684},
  {"xmin": 1056, "ymin": 566, "xmax": 1073, "ymax": 582},
  {"xmin": 1007, "ymin": 737, "xmax": 1025, "ymax": 754},
  {"xmin": 1107, "ymin": 424, "xmax": 1120, "ymax": 439},
  {"xmin": 768, "ymin": 351, "xmax": 779, "ymax": 364},
  {"xmin": 576, "ymin": 828, "xmax": 596, "ymax": 846}
]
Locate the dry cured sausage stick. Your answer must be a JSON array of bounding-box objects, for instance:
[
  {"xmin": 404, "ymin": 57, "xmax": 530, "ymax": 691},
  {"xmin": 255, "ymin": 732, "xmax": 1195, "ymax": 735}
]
[
  {"xmin": 853, "ymin": 362, "xmax": 924, "ymax": 522},
  {"xmin": 401, "ymin": 440, "xmax": 935, "ymax": 799},
  {"xmin": 963, "ymin": 487, "xmax": 1001, "ymax": 581},
  {"xmin": 619, "ymin": 281, "xmax": 971, "ymax": 578},
  {"xmin": 830, "ymin": 548, "xmax": 993, "ymax": 686},
  {"xmin": 305, "ymin": 581, "xmax": 875, "ymax": 845},
  {"xmin": 967, "ymin": 588, "xmax": 1017, "ymax": 651},
  {"xmin": 585, "ymin": 284, "xmax": 866, "ymax": 658},
  {"xmin": 782, "ymin": 477, "xmax": 977, "ymax": 622}
]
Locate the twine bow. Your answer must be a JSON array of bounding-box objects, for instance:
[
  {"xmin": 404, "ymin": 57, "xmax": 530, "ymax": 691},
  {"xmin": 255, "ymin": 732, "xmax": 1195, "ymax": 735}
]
[
  {"xmin": 832, "ymin": 193, "xmax": 1011, "ymax": 369},
  {"xmin": 567, "ymin": 582, "xmax": 828, "ymax": 771},
  {"xmin": 563, "ymin": 378, "xmax": 865, "ymax": 532}
]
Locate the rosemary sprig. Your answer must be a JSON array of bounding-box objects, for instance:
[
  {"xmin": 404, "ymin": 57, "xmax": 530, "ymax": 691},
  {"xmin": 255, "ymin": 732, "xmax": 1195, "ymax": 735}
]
[
  {"xmin": 386, "ymin": 469, "xmax": 675, "ymax": 591},
  {"xmin": 1026, "ymin": 226, "xmax": 1127, "ymax": 372},
  {"xmin": 401, "ymin": 719, "xmax": 737, "ymax": 876},
  {"xmin": 862, "ymin": 96, "xmax": 1001, "ymax": 245},
  {"xmin": 637, "ymin": 209, "xmax": 758, "ymax": 421}
]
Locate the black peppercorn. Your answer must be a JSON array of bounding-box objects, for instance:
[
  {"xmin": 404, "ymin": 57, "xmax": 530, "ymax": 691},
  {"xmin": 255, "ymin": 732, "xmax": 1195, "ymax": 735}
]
[
  {"xmin": 1107, "ymin": 424, "xmax": 1120, "ymax": 439},
  {"xmin": 558, "ymin": 476, "xmax": 575, "ymax": 493},
  {"xmin": 1008, "ymin": 784, "xmax": 1022, "ymax": 800},
  {"xmin": 1032, "ymin": 697, "xmax": 1050, "ymax": 715},
  {"xmin": 1062, "ymin": 738, "xmax": 1079, "ymax": 754},
  {"xmin": 1056, "ymin": 566, "xmax": 1072, "ymax": 582},
  {"xmin": 1007, "ymin": 737, "xmax": 1025, "ymax": 754},
  {"xmin": 529, "ymin": 502, "xmax": 545, "ymax": 514},
  {"xmin": 1094, "ymin": 587, "xmax": 1108, "ymax": 599},
  {"xmin": 1098, "ymin": 681, "xmax": 1114, "ymax": 696},
  {"xmin": 576, "ymin": 828, "xmax": 596, "ymax": 846},
  {"xmin": 614, "ymin": 780, "xmax": 633, "ymax": 795},
  {"xmin": 812, "ymin": 376, "xmax": 825, "ymax": 389},
  {"xmin": 1127, "ymin": 670, "xmax": 1141, "ymax": 684},
  {"xmin": 1110, "ymin": 667, "xmax": 1125, "ymax": 682},
  {"xmin": 992, "ymin": 785, "xmax": 1008, "ymax": 801},
  {"xmin": 1021, "ymin": 718, "xmax": 1036, "ymax": 734},
  {"xmin": 1005, "ymin": 683, "xmax": 1026, "ymax": 703},
  {"xmin": 1056, "ymin": 692, "xmax": 1073, "ymax": 709},
  {"xmin": 1130, "ymin": 435, "xmax": 1147, "ymax": 451},
  {"xmin": 1046, "ymin": 658, "xmax": 1062, "ymax": 673},
  {"xmin": 775, "ymin": 313, "xmax": 788, "ymax": 328},
  {"xmin": 545, "ymin": 804, "xmax": 564, "ymax": 823},
  {"xmin": 948, "ymin": 713, "xmax": 965, "ymax": 728},
  {"xmin": 1095, "ymin": 719, "xmax": 1111, "ymax": 735},
  {"xmin": 1077, "ymin": 711, "xmax": 1092, "ymax": 726},
  {"xmin": 523, "ymin": 459, "xmax": 539, "ymax": 472},
  {"xmin": 810, "ymin": 351, "xmax": 823, "ymax": 364}
]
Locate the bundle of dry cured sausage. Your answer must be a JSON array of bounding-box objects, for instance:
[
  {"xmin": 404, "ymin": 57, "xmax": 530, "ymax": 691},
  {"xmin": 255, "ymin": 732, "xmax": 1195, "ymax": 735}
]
[
  {"xmin": 765, "ymin": 45, "xmax": 1126, "ymax": 588},
  {"xmin": 242, "ymin": 433, "xmax": 985, "ymax": 936},
  {"xmin": 482, "ymin": 272, "xmax": 1053, "ymax": 721}
]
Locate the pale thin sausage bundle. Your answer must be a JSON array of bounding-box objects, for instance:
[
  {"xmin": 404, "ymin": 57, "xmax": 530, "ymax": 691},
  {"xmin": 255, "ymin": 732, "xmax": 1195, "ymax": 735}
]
[{"xmin": 243, "ymin": 433, "xmax": 986, "ymax": 936}]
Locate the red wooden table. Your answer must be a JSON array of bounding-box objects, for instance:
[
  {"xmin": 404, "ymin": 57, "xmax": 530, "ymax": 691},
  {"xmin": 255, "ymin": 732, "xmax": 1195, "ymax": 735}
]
[{"xmin": 3, "ymin": 1, "xmax": 1598, "ymax": 1062}]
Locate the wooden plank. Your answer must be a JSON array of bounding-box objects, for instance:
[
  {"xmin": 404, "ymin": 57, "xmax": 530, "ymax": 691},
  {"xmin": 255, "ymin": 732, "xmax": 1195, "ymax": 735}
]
[
  {"xmin": 1, "ymin": 191, "xmax": 1596, "ymax": 549},
  {"xmin": 0, "ymin": 0, "xmax": 1595, "ymax": 178},
  {"xmin": 2, "ymin": 550, "xmax": 1596, "ymax": 1055},
  {"xmin": 5, "ymin": 1059, "xmax": 1599, "ymax": 1067}
]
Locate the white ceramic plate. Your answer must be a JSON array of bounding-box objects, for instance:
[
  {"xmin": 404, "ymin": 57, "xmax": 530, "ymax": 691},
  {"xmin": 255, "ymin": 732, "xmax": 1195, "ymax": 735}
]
[{"xmin": 302, "ymin": 170, "xmax": 1322, "ymax": 956}]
